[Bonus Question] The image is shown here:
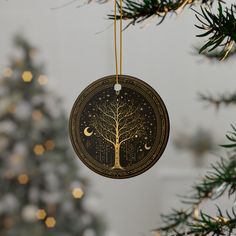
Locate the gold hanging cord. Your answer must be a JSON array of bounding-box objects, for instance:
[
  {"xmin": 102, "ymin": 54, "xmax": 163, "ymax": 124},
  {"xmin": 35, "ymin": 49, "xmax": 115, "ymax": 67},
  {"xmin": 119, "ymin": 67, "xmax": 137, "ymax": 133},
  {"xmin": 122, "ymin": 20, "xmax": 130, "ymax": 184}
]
[{"xmin": 114, "ymin": 0, "xmax": 123, "ymax": 85}]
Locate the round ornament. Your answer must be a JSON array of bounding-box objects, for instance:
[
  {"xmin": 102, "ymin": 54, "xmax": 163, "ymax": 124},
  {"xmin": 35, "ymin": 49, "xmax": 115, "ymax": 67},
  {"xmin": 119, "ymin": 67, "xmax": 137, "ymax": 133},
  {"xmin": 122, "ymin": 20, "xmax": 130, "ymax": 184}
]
[{"xmin": 69, "ymin": 75, "xmax": 169, "ymax": 179}]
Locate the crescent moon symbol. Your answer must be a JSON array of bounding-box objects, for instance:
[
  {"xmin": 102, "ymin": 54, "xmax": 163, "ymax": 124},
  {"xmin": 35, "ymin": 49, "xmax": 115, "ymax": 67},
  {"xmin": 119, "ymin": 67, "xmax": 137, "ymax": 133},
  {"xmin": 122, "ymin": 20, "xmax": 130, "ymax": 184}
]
[
  {"xmin": 145, "ymin": 143, "xmax": 151, "ymax": 150},
  {"xmin": 84, "ymin": 127, "xmax": 93, "ymax": 137}
]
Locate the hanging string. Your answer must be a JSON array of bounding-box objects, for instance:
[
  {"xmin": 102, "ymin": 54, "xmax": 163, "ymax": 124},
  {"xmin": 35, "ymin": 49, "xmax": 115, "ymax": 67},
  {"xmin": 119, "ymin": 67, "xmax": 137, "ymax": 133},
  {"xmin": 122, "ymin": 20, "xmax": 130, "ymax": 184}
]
[
  {"xmin": 114, "ymin": 0, "xmax": 123, "ymax": 87},
  {"xmin": 119, "ymin": 0, "xmax": 123, "ymax": 76}
]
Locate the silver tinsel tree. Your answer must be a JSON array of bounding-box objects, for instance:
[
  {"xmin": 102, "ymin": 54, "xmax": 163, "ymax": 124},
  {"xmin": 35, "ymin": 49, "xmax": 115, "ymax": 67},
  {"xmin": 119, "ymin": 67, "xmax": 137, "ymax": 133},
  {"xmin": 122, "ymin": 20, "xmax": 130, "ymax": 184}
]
[{"xmin": 0, "ymin": 36, "xmax": 105, "ymax": 236}]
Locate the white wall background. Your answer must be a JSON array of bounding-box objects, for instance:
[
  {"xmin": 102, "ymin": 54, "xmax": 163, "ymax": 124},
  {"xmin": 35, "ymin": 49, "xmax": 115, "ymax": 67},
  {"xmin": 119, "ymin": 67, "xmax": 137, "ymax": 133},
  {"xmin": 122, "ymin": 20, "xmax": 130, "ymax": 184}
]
[{"xmin": 0, "ymin": 1, "xmax": 235, "ymax": 236}]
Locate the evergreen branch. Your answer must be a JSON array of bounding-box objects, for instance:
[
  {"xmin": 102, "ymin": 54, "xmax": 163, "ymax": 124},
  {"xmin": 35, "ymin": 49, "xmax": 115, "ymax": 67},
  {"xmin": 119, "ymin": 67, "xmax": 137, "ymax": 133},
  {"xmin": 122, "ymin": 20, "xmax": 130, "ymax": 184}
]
[
  {"xmin": 108, "ymin": 0, "xmax": 216, "ymax": 26},
  {"xmin": 156, "ymin": 208, "xmax": 193, "ymax": 234},
  {"xmin": 221, "ymin": 125, "xmax": 236, "ymax": 149},
  {"xmin": 154, "ymin": 128, "xmax": 236, "ymax": 236},
  {"xmin": 187, "ymin": 208, "xmax": 236, "ymax": 236},
  {"xmin": 199, "ymin": 92, "xmax": 236, "ymax": 108},
  {"xmin": 187, "ymin": 156, "xmax": 236, "ymax": 204},
  {"xmin": 195, "ymin": 3, "xmax": 236, "ymax": 60},
  {"xmin": 193, "ymin": 46, "xmax": 236, "ymax": 61},
  {"xmin": 154, "ymin": 206, "xmax": 236, "ymax": 236}
]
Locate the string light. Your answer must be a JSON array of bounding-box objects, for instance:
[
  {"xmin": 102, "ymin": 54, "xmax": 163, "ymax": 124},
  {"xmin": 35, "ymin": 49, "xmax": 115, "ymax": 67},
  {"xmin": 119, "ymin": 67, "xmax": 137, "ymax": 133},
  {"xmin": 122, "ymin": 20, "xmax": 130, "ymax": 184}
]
[
  {"xmin": 193, "ymin": 207, "xmax": 199, "ymax": 219},
  {"xmin": 45, "ymin": 217, "xmax": 56, "ymax": 228},
  {"xmin": 32, "ymin": 110, "xmax": 43, "ymax": 121},
  {"xmin": 22, "ymin": 71, "xmax": 33, "ymax": 82},
  {"xmin": 38, "ymin": 75, "xmax": 48, "ymax": 85},
  {"xmin": 18, "ymin": 174, "xmax": 29, "ymax": 185},
  {"xmin": 3, "ymin": 68, "xmax": 13, "ymax": 77},
  {"xmin": 33, "ymin": 144, "xmax": 45, "ymax": 156},
  {"xmin": 214, "ymin": 216, "xmax": 229, "ymax": 223},
  {"xmin": 36, "ymin": 209, "xmax": 47, "ymax": 220},
  {"xmin": 45, "ymin": 140, "xmax": 55, "ymax": 151},
  {"xmin": 221, "ymin": 217, "xmax": 229, "ymax": 223},
  {"xmin": 72, "ymin": 187, "xmax": 84, "ymax": 199}
]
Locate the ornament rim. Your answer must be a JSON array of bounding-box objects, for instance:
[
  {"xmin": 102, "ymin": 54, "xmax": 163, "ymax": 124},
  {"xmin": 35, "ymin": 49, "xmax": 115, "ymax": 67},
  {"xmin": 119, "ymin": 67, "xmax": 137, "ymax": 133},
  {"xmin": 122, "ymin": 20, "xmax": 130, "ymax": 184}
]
[{"xmin": 69, "ymin": 74, "xmax": 170, "ymax": 179}]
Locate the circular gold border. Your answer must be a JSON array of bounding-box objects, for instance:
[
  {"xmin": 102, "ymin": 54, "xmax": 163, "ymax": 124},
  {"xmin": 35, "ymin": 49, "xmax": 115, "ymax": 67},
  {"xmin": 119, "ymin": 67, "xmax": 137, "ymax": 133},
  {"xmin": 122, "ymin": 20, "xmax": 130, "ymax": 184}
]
[{"xmin": 69, "ymin": 75, "xmax": 170, "ymax": 179}]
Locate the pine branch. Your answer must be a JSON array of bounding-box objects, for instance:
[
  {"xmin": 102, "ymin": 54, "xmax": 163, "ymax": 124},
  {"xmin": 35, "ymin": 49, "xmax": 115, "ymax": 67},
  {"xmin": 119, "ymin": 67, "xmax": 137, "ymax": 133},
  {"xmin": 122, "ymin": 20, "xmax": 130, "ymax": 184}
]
[
  {"xmin": 155, "ymin": 207, "xmax": 236, "ymax": 236},
  {"xmin": 157, "ymin": 208, "xmax": 193, "ymax": 233},
  {"xmin": 188, "ymin": 208, "xmax": 236, "ymax": 236},
  {"xmin": 182, "ymin": 126, "xmax": 236, "ymax": 204},
  {"xmin": 153, "ymin": 127, "xmax": 236, "ymax": 236},
  {"xmin": 107, "ymin": 0, "xmax": 236, "ymax": 60},
  {"xmin": 193, "ymin": 46, "xmax": 236, "ymax": 62},
  {"xmin": 199, "ymin": 92, "xmax": 236, "ymax": 108},
  {"xmin": 221, "ymin": 125, "xmax": 236, "ymax": 149},
  {"xmin": 108, "ymin": 0, "xmax": 216, "ymax": 27},
  {"xmin": 195, "ymin": 3, "xmax": 236, "ymax": 60},
  {"xmin": 186, "ymin": 156, "xmax": 236, "ymax": 204}
]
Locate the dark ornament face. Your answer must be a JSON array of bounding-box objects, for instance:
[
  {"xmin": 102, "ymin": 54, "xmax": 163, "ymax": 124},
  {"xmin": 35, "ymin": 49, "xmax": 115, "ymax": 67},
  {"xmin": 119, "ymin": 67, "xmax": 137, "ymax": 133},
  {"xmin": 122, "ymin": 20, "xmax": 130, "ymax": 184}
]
[{"xmin": 69, "ymin": 75, "xmax": 169, "ymax": 179}]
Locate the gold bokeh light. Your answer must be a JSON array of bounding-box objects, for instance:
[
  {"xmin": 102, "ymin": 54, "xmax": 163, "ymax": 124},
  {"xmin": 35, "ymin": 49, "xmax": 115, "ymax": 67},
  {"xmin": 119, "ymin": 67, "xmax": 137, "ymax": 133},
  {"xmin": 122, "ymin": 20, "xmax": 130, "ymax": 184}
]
[
  {"xmin": 3, "ymin": 68, "xmax": 13, "ymax": 77},
  {"xmin": 34, "ymin": 145, "xmax": 45, "ymax": 156},
  {"xmin": 18, "ymin": 174, "xmax": 29, "ymax": 185},
  {"xmin": 38, "ymin": 75, "xmax": 48, "ymax": 85},
  {"xmin": 193, "ymin": 207, "xmax": 199, "ymax": 219},
  {"xmin": 36, "ymin": 209, "xmax": 47, "ymax": 220},
  {"xmin": 45, "ymin": 217, "xmax": 56, "ymax": 228},
  {"xmin": 22, "ymin": 71, "xmax": 33, "ymax": 82},
  {"xmin": 45, "ymin": 140, "xmax": 55, "ymax": 151},
  {"xmin": 214, "ymin": 216, "xmax": 229, "ymax": 223},
  {"xmin": 72, "ymin": 187, "xmax": 84, "ymax": 199}
]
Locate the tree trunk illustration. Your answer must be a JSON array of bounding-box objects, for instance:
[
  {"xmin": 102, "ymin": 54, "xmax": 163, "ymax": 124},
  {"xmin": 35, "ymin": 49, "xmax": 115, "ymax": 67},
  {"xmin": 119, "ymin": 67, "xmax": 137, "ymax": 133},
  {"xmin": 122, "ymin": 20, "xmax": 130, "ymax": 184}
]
[{"xmin": 113, "ymin": 143, "xmax": 123, "ymax": 169}]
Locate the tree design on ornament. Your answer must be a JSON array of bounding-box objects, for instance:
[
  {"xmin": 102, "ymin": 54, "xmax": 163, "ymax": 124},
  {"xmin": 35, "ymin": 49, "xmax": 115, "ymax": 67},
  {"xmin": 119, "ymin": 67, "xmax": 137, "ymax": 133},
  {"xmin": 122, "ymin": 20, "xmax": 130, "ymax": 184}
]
[
  {"xmin": 70, "ymin": 75, "xmax": 169, "ymax": 178},
  {"xmin": 90, "ymin": 98, "xmax": 145, "ymax": 169}
]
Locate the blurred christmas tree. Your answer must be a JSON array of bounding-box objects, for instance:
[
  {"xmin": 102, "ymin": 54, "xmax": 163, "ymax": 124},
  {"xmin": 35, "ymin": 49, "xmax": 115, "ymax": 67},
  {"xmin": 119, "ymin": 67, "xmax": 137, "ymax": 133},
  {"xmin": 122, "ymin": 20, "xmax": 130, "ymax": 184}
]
[{"xmin": 0, "ymin": 36, "xmax": 105, "ymax": 236}]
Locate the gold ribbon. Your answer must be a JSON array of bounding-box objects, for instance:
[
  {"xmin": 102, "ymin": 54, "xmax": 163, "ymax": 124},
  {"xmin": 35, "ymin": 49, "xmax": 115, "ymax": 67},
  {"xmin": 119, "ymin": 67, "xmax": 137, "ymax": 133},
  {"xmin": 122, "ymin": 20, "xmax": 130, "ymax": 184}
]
[{"xmin": 114, "ymin": 0, "xmax": 123, "ymax": 85}]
